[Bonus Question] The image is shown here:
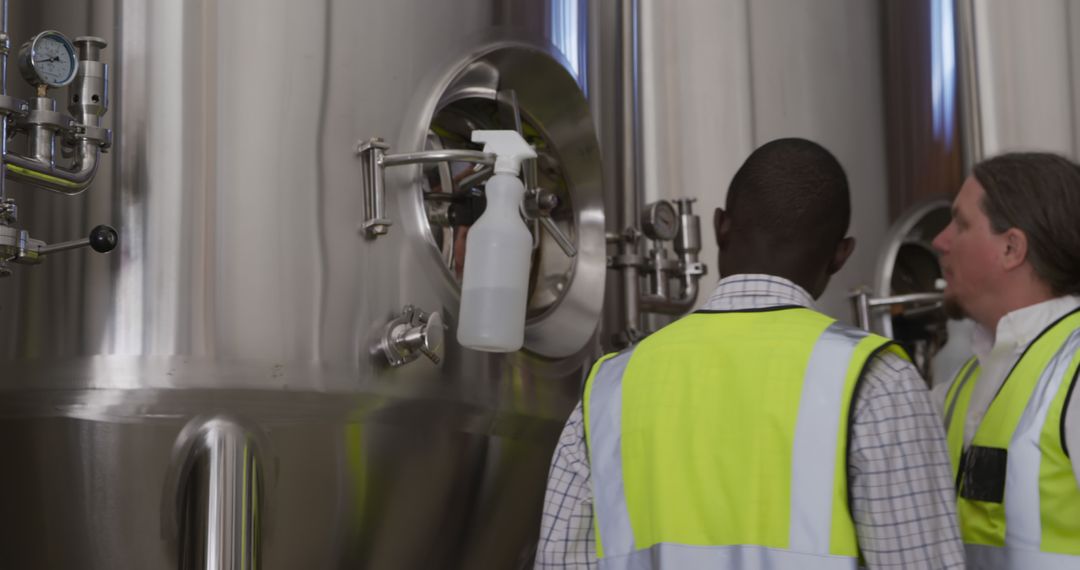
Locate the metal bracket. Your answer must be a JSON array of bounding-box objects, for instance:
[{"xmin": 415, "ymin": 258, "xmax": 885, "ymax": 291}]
[
  {"xmin": 357, "ymin": 138, "xmax": 393, "ymax": 238},
  {"xmin": 0, "ymin": 94, "xmax": 27, "ymax": 117},
  {"xmin": 356, "ymin": 137, "xmax": 494, "ymax": 239},
  {"xmin": 69, "ymin": 123, "xmax": 112, "ymax": 149},
  {"xmin": 522, "ymin": 187, "xmax": 577, "ymax": 258}
]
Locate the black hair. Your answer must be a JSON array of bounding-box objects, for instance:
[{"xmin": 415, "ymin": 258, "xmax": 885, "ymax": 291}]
[{"xmin": 726, "ymin": 138, "xmax": 851, "ymax": 262}]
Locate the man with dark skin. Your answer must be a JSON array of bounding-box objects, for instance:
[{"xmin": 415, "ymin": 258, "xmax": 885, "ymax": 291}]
[{"xmin": 535, "ymin": 138, "xmax": 963, "ymax": 570}]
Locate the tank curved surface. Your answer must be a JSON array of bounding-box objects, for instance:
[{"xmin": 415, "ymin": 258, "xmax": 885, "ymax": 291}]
[{"xmin": 0, "ymin": 1, "xmax": 602, "ymax": 568}]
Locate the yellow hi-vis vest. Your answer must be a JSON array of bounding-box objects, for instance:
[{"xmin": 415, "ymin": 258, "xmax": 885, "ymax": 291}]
[
  {"xmin": 583, "ymin": 307, "xmax": 902, "ymax": 569},
  {"xmin": 944, "ymin": 308, "xmax": 1080, "ymax": 569}
]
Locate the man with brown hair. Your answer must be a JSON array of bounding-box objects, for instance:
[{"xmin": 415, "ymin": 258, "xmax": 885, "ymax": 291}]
[{"xmin": 933, "ymin": 152, "xmax": 1080, "ymax": 568}]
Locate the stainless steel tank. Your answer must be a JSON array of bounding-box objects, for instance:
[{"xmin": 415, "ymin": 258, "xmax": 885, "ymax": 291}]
[{"xmin": 0, "ymin": 1, "xmax": 608, "ymax": 568}]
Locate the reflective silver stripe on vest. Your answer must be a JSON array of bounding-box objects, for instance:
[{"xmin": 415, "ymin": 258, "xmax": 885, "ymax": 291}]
[
  {"xmin": 597, "ymin": 542, "xmax": 857, "ymax": 570},
  {"xmin": 1003, "ymin": 330, "xmax": 1080, "ymax": 552},
  {"xmin": 967, "ymin": 543, "xmax": 1080, "ymax": 570},
  {"xmin": 589, "ymin": 350, "xmax": 637, "ymax": 556},
  {"xmin": 943, "ymin": 358, "xmax": 979, "ymax": 429},
  {"xmin": 790, "ymin": 323, "xmax": 868, "ymax": 554}
]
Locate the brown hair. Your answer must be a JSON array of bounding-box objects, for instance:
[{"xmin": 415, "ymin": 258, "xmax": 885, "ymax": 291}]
[{"xmin": 973, "ymin": 152, "xmax": 1080, "ymax": 295}]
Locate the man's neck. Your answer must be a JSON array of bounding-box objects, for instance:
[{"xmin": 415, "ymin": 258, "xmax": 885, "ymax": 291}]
[
  {"xmin": 980, "ymin": 287, "xmax": 1058, "ymax": 335},
  {"xmin": 718, "ymin": 264, "xmax": 815, "ymax": 298}
]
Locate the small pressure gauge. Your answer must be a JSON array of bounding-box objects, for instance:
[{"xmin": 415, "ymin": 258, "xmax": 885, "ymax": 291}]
[
  {"xmin": 641, "ymin": 200, "xmax": 679, "ymax": 241},
  {"xmin": 18, "ymin": 31, "xmax": 79, "ymax": 89}
]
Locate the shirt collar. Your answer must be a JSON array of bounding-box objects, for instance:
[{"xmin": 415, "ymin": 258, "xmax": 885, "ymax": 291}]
[
  {"xmin": 971, "ymin": 295, "xmax": 1080, "ymax": 361},
  {"xmin": 701, "ymin": 274, "xmax": 816, "ymax": 312}
]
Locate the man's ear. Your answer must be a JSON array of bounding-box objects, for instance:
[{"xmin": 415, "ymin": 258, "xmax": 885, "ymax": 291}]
[
  {"xmin": 827, "ymin": 236, "xmax": 856, "ymax": 275},
  {"xmin": 1001, "ymin": 228, "xmax": 1028, "ymax": 271},
  {"xmin": 714, "ymin": 208, "xmax": 730, "ymax": 250}
]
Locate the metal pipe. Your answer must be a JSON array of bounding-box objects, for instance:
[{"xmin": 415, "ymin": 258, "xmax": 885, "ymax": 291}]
[
  {"xmin": 4, "ymin": 140, "xmax": 101, "ymax": 194},
  {"xmin": 380, "ymin": 149, "xmax": 495, "ymax": 168},
  {"xmin": 539, "ymin": 215, "xmax": 577, "ymax": 257},
  {"xmin": 0, "ymin": 0, "xmax": 9, "ymax": 203},
  {"xmin": 649, "ymin": 250, "xmax": 668, "ymax": 299},
  {"xmin": 178, "ymin": 417, "xmax": 261, "ymax": 570},
  {"xmin": 639, "ymin": 279, "xmax": 698, "ymax": 314},
  {"xmin": 28, "ymin": 125, "xmax": 55, "ymax": 164},
  {"xmin": 867, "ymin": 292, "xmax": 944, "ymax": 308},
  {"xmin": 619, "ymin": 0, "xmax": 641, "ymax": 237},
  {"xmin": 640, "ymin": 200, "xmax": 705, "ymax": 314},
  {"xmin": 621, "ymin": 261, "xmax": 640, "ymax": 336},
  {"xmin": 617, "ymin": 0, "xmax": 642, "ymax": 336},
  {"xmin": 455, "ymin": 165, "xmax": 493, "ymax": 190},
  {"xmin": 956, "ymin": 0, "xmax": 984, "ymax": 170},
  {"xmin": 853, "ymin": 290, "xmax": 873, "ymax": 331}
]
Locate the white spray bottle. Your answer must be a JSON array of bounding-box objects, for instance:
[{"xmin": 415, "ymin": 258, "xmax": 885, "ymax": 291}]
[{"xmin": 456, "ymin": 130, "xmax": 537, "ymax": 352}]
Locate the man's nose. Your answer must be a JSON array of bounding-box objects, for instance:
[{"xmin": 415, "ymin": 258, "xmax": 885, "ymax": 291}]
[{"xmin": 931, "ymin": 224, "xmax": 951, "ymax": 253}]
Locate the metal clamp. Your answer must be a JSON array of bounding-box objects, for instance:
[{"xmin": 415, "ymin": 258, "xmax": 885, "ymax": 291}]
[
  {"xmin": 522, "ymin": 187, "xmax": 577, "ymax": 258},
  {"xmin": 374, "ymin": 305, "xmax": 445, "ymax": 367},
  {"xmin": 70, "ymin": 123, "xmax": 112, "ymax": 149},
  {"xmin": 357, "ymin": 137, "xmax": 494, "ymax": 239},
  {"xmin": 0, "ymin": 94, "xmax": 27, "ymax": 116}
]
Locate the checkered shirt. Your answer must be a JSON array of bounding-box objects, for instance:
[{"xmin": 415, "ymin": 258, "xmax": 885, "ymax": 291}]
[{"xmin": 534, "ymin": 274, "xmax": 965, "ymax": 569}]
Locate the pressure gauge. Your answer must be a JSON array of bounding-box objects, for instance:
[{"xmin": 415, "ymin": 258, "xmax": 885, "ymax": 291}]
[
  {"xmin": 641, "ymin": 200, "xmax": 679, "ymax": 241},
  {"xmin": 18, "ymin": 31, "xmax": 79, "ymax": 88}
]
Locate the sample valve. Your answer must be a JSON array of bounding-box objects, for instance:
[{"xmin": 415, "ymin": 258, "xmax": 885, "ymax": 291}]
[
  {"xmin": 0, "ymin": 28, "xmax": 117, "ymax": 279},
  {"xmin": 0, "ymin": 215, "xmax": 117, "ymax": 276},
  {"xmin": 374, "ymin": 305, "xmax": 445, "ymax": 367}
]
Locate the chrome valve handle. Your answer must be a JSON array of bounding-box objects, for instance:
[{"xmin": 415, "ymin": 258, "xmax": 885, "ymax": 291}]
[{"xmin": 374, "ymin": 305, "xmax": 445, "ymax": 367}]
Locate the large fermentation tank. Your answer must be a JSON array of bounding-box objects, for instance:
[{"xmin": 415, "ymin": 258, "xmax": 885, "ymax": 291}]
[{"xmin": 0, "ymin": 1, "xmax": 606, "ymax": 568}]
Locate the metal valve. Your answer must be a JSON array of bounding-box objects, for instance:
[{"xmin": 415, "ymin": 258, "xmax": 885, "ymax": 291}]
[
  {"xmin": 374, "ymin": 305, "xmax": 445, "ymax": 367},
  {"xmin": 0, "ymin": 216, "xmax": 117, "ymax": 273}
]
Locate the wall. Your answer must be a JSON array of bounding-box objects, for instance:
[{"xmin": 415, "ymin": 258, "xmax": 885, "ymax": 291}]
[
  {"xmin": 972, "ymin": 0, "xmax": 1078, "ymax": 158},
  {"xmin": 639, "ymin": 0, "xmax": 891, "ymax": 322}
]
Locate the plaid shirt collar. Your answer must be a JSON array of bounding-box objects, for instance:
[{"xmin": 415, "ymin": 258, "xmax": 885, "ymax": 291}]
[{"xmin": 701, "ymin": 273, "xmax": 816, "ymax": 312}]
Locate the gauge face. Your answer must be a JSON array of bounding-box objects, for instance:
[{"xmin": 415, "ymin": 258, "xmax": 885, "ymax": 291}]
[
  {"xmin": 20, "ymin": 31, "xmax": 78, "ymax": 88},
  {"xmin": 643, "ymin": 200, "xmax": 679, "ymax": 241}
]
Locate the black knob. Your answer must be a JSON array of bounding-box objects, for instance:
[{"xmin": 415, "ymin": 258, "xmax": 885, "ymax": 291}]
[{"xmin": 89, "ymin": 225, "xmax": 118, "ymax": 253}]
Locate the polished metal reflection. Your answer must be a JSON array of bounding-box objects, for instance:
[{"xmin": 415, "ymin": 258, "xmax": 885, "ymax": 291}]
[
  {"xmin": 871, "ymin": 199, "xmax": 951, "ymax": 337},
  {"xmin": 174, "ymin": 417, "xmax": 262, "ymax": 570},
  {"xmin": 0, "ymin": 1, "xmax": 598, "ymax": 568},
  {"xmin": 396, "ymin": 42, "xmax": 606, "ymax": 359},
  {"xmin": 857, "ymin": 199, "xmax": 952, "ymax": 381}
]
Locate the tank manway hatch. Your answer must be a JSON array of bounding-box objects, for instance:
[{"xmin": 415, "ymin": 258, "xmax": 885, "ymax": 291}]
[{"xmin": 358, "ymin": 44, "xmax": 605, "ymax": 360}]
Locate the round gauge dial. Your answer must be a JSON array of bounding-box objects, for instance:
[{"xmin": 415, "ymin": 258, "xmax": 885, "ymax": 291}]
[
  {"xmin": 18, "ymin": 31, "xmax": 78, "ymax": 88},
  {"xmin": 641, "ymin": 200, "xmax": 679, "ymax": 241}
]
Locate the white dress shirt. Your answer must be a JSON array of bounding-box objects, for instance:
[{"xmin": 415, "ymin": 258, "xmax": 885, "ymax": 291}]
[{"xmin": 933, "ymin": 295, "xmax": 1080, "ymax": 487}]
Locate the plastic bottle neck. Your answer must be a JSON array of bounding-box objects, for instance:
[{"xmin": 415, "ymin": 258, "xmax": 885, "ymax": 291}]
[{"xmin": 485, "ymin": 173, "xmax": 525, "ymax": 212}]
